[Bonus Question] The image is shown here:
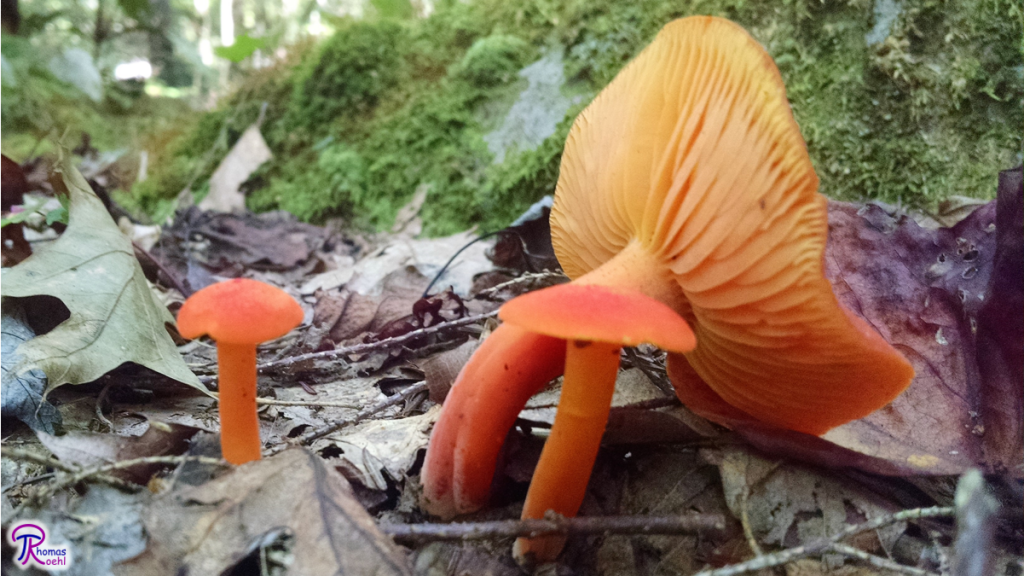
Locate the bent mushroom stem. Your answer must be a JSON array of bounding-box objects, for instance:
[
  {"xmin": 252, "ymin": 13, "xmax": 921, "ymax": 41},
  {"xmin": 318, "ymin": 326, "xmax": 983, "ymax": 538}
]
[
  {"xmin": 421, "ymin": 324, "xmax": 566, "ymax": 518},
  {"xmin": 513, "ymin": 339, "xmax": 622, "ymax": 565},
  {"xmin": 216, "ymin": 342, "xmax": 261, "ymax": 465}
]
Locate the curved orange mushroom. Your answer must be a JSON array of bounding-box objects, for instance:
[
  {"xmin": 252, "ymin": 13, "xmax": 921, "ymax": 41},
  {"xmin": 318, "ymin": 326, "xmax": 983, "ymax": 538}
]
[
  {"xmin": 500, "ymin": 284, "xmax": 694, "ymax": 562},
  {"xmin": 421, "ymin": 15, "xmax": 914, "ymax": 564},
  {"xmin": 177, "ymin": 278, "xmax": 303, "ymax": 464}
]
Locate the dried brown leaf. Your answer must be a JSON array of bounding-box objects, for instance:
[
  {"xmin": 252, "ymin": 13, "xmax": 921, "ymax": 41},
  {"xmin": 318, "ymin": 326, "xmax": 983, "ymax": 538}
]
[
  {"xmin": 709, "ymin": 446, "xmax": 905, "ymax": 566},
  {"xmin": 418, "ymin": 339, "xmax": 479, "ymax": 403},
  {"xmin": 37, "ymin": 420, "xmax": 200, "ymax": 483},
  {"xmin": 115, "ymin": 448, "xmax": 412, "ymax": 576}
]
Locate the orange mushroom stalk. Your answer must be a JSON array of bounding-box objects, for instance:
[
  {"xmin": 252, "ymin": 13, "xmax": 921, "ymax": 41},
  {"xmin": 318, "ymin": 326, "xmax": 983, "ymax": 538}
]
[
  {"xmin": 421, "ymin": 15, "xmax": 914, "ymax": 564},
  {"xmin": 500, "ymin": 284, "xmax": 695, "ymax": 562},
  {"xmin": 177, "ymin": 278, "xmax": 303, "ymax": 464}
]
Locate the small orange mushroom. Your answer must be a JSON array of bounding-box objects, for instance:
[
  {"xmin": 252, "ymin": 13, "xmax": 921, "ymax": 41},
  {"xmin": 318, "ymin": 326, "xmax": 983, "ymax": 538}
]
[
  {"xmin": 500, "ymin": 283, "xmax": 694, "ymax": 562},
  {"xmin": 421, "ymin": 15, "xmax": 914, "ymax": 564},
  {"xmin": 177, "ymin": 278, "xmax": 303, "ymax": 464}
]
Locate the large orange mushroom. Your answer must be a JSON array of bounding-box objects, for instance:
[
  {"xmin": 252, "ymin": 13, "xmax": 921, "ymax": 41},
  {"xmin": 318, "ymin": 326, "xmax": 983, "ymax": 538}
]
[{"xmin": 421, "ymin": 15, "xmax": 914, "ymax": 564}]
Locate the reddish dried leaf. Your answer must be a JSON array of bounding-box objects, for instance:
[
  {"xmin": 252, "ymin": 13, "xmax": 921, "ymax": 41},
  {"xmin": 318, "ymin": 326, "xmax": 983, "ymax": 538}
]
[
  {"xmin": 689, "ymin": 188, "xmax": 1022, "ymax": 477},
  {"xmin": 1, "ymin": 154, "xmax": 30, "ymax": 210},
  {"xmin": 2, "ymin": 154, "xmax": 34, "ymax": 266},
  {"xmin": 2, "ymin": 223, "xmax": 32, "ymax": 266},
  {"xmin": 977, "ymin": 166, "xmax": 1024, "ymax": 471},
  {"xmin": 820, "ymin": 201, "xmax": 992, "ymax": 473}
]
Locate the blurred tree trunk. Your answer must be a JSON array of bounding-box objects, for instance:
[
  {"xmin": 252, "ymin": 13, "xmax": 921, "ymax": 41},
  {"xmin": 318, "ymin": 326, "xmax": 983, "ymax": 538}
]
[
  {"xmin": 93, "ymin": 0, "xmax": 110, "ymax": 60},
  {"xmin": 2, "ymin": 0, "xmax": 19, "ymax": 34}
]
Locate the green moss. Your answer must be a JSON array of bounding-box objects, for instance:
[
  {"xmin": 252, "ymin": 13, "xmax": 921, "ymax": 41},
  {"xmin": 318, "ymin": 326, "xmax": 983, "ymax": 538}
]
[
  {"xmin": 127, "ymin": 0, "xmax": 1022, "ymax": 234},
  {"xmin": 286, "ymin": 21, "xmax": 407, "ymax": 134},
  {"xmin": 453, "ymin": 34, "xmax": 538, "ymax": 87}
]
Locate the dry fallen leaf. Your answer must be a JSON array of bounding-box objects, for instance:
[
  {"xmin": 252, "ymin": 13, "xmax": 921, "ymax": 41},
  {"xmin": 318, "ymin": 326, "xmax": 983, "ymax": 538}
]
[
  {"xmin": 821, "ymin": 197, "xmax": 1004, "ymax": 474},
  {"xmin": 1, "ymin": 304, "xmax": 62, "ymax": 433},
  {"xmin": 37, "ymin": 420, "xmax": 200, "ymax": 483},
  {"xmin": 313, "ymin": 406, "xmax": 440, "ymax": 490},
  {"xmin": 200, "ymin": 123, "xmax": 273, "ymax": 213},
  {"xmin": 174, "ymin": 207, "xmax": 331, "ymax": 273},
  {"xmin": 2, "ymin": 147, "xmax": 204, "ymax": 393},
  {"xmin": 975, "ymin": 166, "xmax": 1023, "ymax": 471},
  {"xmin": 115, "ymin": 448, "xmax": 412, "ymax": 576},
  {"xmin": 703, "ymin": 188, "xmax": 1022, "ymax": 478},
  {"xmin": 708, "ymin": 446, "xmax": 904, "ymax": 564},
  {"xmin": 418, "ymin": 338, "xmax": 479, "ymax": 402}
]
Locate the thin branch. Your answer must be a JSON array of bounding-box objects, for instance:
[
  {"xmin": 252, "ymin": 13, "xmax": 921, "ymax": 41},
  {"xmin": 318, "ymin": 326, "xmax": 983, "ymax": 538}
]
[
  {"xmin": 2, "ymin": 447, "xmax": 82, "ymax": 474},
  {"xmin": 266, "ymin": 381, "xmax": 429, "ymax": 455},
  {"xmin": 381, "ymin": 513, "xmax": 727, "ymax": 544},
  {"xmin": 256, "ymin": 397, "xmax": 359, "ymax": 409},
  {"xmin": 829, "ymin": 543, "xmax": 936, "ymax": 576},
  {"xmin": 197, "ymin": 311, "xmax": 497, "ymax": 384},
  {"xmin": 694, "ymin": 506, "xmax": 954, "ymax": 576},
  {"xmin": 50, "ymin": 455, "xmax": 227, "ymax": 493},
  {"xmin": 1, "ymin": 453, "xmax": 226, "ymax": 524},
  {"xmin": 473, "ymin": 271, "xmax": 567, "ymax": 300},
  {"xmin": 133, "ymin": 240, "xmax": 191, "ymax": 297}
]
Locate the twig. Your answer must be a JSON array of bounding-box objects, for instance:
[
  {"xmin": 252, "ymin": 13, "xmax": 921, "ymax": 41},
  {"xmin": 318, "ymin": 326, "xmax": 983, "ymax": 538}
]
[
  {"xmin": 3, "ymin": 447, "xmax": 82, "ymax": 474},
  {"xmin": 48, "ymin": 455, "xmax": 226, "ymax": 493},
  {"xmin": 739, "ymin": 489, "xmax": 763, "ymax": 557},
  {"xmin": 1, "ymin": 453, "xmax": 226, "ymax": 524},
  {"xmin": 266, "ymin": 381, "xmax": 429, "ymax": 455},
  {"xmin": 694, "ymin": 506, "xmax": 954, "ymax": 576},
  {"xmin": 256, "ymin": 397, "xmax": 359, "ymax": 409},
  {"xmin": 1, "ymin": 446, "xmax": 132, "ymax": 491},
  {"xmin": 198, "ymin": 311, "xmax": 497, "ymax": 384},
  {"xmin": 828, "ymin": 543, "xmax": 936, "ymax": 576},
  {"xmin": 133, "ymin": 240, "xmax": 191, "ymax": 297},
  {"xmin": 474, "ymin": 271, "xmax": 567, "ymax": 300},
  {"xmin": 381, "ymin": 513, "xmax": 727, "ymax": 544}
]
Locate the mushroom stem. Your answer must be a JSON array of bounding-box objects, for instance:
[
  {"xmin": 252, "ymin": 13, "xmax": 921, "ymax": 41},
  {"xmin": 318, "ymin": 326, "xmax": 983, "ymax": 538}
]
[
  {"xmin": 421, "ymin": 324, "xmax": 566, "ymax": 518},
  {"xmin": 216, "ymin": 342, "xmax": 261, "ymax": 464},
  {"xmin": 513, "ymin": 339, "xmax": 622, "ymax": 565}
]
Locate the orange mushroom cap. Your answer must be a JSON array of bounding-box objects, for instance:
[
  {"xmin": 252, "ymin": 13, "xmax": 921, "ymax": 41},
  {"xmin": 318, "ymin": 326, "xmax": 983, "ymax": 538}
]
[
  {"xmin": 549, "ymin": 16, "xmax": 914, "ymax": 435},
  {"xmin": 177, "ymin": 278, "xmax": 304, "ymax": 344},
  {"xmin": 500, "ymin": 283, "xmax": 695, "ymax": 352}
]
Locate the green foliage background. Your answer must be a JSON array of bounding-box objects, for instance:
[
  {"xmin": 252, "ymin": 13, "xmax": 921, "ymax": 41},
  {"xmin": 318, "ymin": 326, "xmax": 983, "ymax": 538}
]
[{"xmin": 132, "ymin": 0, "xmax": 1023, "ymax": 235}]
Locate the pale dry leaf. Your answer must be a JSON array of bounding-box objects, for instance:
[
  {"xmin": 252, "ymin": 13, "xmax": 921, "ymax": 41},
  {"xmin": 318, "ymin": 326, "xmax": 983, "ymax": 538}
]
[
  {"xmin": 199, "ymin": 124, "xmax": 273, "ymax": 213},
  {"xmin": 418, "ymin": 338, "xmax": 479, "ymax": 402},
  {"xmin": 37, "ymin": 420, "xmax": 200, "ymax": 483},
  {"xmin": 2, "ymin": 148, "xmax": 203, "ymax": 393},
  {"xmin": 710, "ymin": 446, "xmax": 905, "ymax": 562},
  {"xmin": 313, "ymin": 405, "xmax": 441, "ymax": 489}
]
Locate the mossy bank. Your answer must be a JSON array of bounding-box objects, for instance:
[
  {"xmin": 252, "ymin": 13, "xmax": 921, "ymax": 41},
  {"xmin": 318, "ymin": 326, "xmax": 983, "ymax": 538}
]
[{"xmin": 133, "ymin": 0, "xmax": 1023, "ymax": 235}]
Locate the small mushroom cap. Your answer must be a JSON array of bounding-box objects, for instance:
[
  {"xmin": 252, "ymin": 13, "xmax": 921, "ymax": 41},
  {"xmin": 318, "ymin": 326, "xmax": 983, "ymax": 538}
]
[
  {"xmin": 499, "ymin": 283, "xmax": 695, "ymax": 352},
  {"xmin": 177, "ymin": 279, "xmax": 303, "ymax": 344}
]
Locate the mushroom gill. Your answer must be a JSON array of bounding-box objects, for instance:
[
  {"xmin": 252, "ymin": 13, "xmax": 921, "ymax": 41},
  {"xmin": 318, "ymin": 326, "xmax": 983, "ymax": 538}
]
[{"xmin": 551, "ymin": 16, "xmax": 914, "ymax": 434}]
